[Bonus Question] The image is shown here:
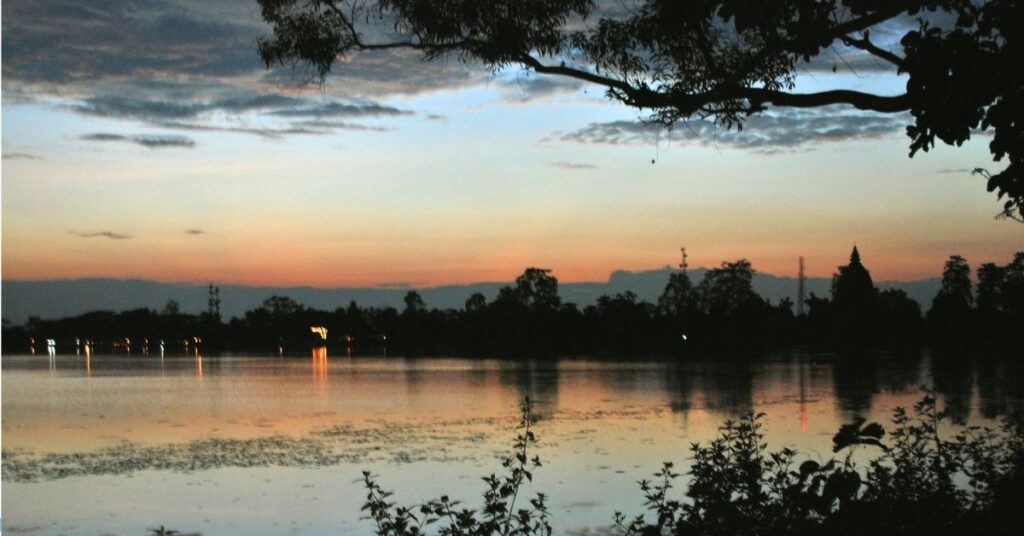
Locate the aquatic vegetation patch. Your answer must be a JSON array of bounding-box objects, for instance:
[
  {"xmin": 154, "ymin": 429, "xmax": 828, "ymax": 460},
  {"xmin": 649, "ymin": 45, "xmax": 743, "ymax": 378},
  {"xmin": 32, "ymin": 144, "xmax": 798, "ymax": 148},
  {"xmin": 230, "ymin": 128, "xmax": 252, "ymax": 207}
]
[{"xmin": 1, "ymin": 406, "xmax": 672, "ymax": 483}]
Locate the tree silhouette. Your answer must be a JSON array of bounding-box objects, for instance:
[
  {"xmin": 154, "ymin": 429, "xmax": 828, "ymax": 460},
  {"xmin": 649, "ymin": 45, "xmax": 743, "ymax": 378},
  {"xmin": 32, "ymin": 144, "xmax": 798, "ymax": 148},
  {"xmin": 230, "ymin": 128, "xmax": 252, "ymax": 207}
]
[
  {"xmin": 927, "ymin": 255, "xmax": 973, "ymax": 342},
  {"xmin": 1003, "ymin": 252, "xmax": 1024, "ymax": 319},
  {"xmin": 696, "ymin": 259, "xmax": 761, "ymax": 318},
  {"xmin": 465, "ymin": 292, "xmax": 487, "ymax": 313},
  {"xmin": 658, "ymin": 271, "xmax": 697, "ymax": 317},
  {"xmin": 876, "ymin": 288, "xmax": 922, "ymax": 346},
  {"xmin": 976, "ymin": 262, "xmax": 1006, "ymax": 314},
  {"xmin": 12, "ymin": 256, "xmax": 1021, "ymax": 356},
  {"xmin": 262, "ymin": 295, "xmax": 302, "ymax": 317},
  {"xmin": 258, "ymin": 0, "xmax": 1024, "ymax": 219},
  {"xmin": 939, "ymin": 255, "xmax": 974, "ymax": 306},
  {"xmin": 514, "ymin": 267, "xmax": 561, "ymax": 311},
  {"xmin": 402, "ymin": 290, "xmax": 426, "ymax": 315},
  {"xmin": 161, "ymin": 300, "xmax": 180, "ymax": 316}
]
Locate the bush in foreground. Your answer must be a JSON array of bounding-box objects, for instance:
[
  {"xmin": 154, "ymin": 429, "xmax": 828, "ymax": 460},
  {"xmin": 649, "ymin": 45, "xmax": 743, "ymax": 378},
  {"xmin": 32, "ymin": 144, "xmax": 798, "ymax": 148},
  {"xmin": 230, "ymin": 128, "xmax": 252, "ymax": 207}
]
[{"xmin": 358, "ymin": 395, "xmax": 1023, "ymax": 536}]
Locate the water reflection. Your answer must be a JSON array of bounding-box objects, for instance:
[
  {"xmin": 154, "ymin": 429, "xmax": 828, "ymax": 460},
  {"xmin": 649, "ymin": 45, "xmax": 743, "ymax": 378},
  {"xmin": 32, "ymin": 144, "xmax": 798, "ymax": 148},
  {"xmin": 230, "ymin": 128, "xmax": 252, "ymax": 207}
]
[
  {"xmin": 4, "ymin": 350, "xmax": 1023, "ymax": 439},
  {"xmin": 799, "ymin": 357, "xmax": 807, "ymax": 432},
  {"xmin": 665, "ymin": 364, "xmax": 696, "ymax": 413},
  {"xmin": 312, "ymin": 346, "xmax": 328, "ymax": 389},
  {"xmin": 497, "ymin": 361, "xmax": 560, "ymax": 418},
  {"xmin": 832, "ymin": 357, "xmax": 879, "ymax": 416},
  {"xmin": 3, "ymin": 348, "xmax": 1024, "ymax": 536},
  {"xmin": 931, "ymin": 356, "xmax": 975, "ymax": 423}
]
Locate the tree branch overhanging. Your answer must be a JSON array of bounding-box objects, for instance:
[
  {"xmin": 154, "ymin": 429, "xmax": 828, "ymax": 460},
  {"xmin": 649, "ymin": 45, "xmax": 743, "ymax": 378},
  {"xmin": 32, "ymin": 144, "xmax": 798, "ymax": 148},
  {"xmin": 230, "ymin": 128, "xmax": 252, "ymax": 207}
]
[
  {"xmin": 258, "ymin": 0, "xmax": 1024, "ymax": 221},
  {"xmin": 840, "ymin": 33, "xmax": 906, "ymax": 68}
]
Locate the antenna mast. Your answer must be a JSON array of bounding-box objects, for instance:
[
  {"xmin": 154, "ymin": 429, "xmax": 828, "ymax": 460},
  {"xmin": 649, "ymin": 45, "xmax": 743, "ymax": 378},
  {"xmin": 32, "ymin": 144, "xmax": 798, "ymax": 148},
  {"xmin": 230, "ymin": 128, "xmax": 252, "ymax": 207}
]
[{"xmin": 679, "ymin": 247, "xmax": 688, "ymax": 273}]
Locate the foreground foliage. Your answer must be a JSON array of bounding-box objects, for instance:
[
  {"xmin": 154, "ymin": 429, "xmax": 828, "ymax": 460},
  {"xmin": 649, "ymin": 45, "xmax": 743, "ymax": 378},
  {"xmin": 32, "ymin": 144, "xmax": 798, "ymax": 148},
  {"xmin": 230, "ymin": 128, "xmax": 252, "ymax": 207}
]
[
  {"xmin": 360, "ymin": 398, "xmax": 550, "ymax": 535},
  {"xmin": 360, "ymin": 394, "xmax": 1022, "ymax": 536}
]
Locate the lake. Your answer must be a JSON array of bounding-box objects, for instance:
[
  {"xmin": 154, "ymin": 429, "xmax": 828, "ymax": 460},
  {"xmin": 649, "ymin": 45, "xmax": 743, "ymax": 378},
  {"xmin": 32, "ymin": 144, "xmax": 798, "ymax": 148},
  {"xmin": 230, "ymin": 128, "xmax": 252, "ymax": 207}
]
[{"xmin": 2, "ymin": 351, "xmax": 1022, "ymax": 535}]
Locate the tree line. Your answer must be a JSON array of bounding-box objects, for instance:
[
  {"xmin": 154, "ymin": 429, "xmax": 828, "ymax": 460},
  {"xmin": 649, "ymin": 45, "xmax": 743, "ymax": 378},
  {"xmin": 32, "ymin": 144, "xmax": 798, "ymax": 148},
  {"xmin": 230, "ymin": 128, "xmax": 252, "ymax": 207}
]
[{"xmin": 4, "ymin": 249, "xmax": 1022, "ymax": 357}]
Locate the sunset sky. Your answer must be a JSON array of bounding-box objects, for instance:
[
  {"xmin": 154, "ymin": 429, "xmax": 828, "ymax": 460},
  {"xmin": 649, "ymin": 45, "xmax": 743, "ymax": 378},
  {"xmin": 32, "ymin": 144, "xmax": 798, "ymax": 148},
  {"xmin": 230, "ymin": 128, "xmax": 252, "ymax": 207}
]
[{"xmin": 2, "ymin": 1, "xmax": 1020, "ymax": 288}]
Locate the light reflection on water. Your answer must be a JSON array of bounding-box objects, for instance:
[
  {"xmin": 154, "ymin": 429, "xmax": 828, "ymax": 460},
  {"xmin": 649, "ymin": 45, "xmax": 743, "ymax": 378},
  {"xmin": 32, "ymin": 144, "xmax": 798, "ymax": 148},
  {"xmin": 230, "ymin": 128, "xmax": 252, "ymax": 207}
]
[{"xmin": 2, "ymin": 351, "xmax": 1022, "ymax": 535}]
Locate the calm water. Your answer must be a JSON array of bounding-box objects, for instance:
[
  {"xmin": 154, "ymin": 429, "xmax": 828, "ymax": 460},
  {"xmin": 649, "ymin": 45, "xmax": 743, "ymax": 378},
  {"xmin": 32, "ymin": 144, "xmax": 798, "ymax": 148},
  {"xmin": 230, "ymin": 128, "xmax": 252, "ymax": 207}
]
[{"xmin": 2, "ymin": 351, "xmax": 1022, "ymax": 535}]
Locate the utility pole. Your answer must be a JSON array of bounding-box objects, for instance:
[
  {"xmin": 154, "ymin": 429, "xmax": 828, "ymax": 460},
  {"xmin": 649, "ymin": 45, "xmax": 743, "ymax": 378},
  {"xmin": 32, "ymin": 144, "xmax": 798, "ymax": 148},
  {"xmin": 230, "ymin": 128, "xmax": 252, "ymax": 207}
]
[{"xmin": 207, "ymin": 284, "xmax": 221, "ymax": 321}]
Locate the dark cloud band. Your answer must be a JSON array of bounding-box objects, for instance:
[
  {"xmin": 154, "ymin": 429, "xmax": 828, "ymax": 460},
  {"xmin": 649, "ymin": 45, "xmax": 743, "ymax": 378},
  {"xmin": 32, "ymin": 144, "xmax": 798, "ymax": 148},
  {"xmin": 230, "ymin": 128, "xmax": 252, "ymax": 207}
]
[
  {"xmin": 80, "ymin": 133, "xmax": 196, "ymax": 149},
  {"xmin": 68, "ymin": 230, "xmax": 132, "ymax": 240},
  {"xmin": 557, "ymin": 107, "xmax": 909, "ymax": 152}
]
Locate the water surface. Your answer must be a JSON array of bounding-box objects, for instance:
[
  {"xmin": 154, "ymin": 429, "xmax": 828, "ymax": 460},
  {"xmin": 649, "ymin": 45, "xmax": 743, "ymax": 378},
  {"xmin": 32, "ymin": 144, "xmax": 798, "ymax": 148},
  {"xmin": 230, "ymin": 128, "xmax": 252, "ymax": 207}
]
[{"xmin": 3, "ymin": 351, "xmax": 1021, "ymax": 535}]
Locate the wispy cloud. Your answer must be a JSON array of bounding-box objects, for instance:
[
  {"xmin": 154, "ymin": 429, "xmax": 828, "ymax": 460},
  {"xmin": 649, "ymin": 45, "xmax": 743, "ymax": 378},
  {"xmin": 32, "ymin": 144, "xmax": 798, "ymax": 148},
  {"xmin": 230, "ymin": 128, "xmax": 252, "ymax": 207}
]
[
  {"xmin": 2, "ymin": 152, "xmax": 42, "ymax": 160},
  {"xmin": 290, "ymin": 120, "xmax": 392, "ymax": 132},
  {"xmin": 68, "ymin": 230, "xmax": 132, "ymax": 240},
  {"xmin": 550, "ymin": 161, "xmax": 597, "ymax": 170},
  {"xmin": 150, "ymin": 122, "xmax": 323, "ymax": 139},
  {"xmin": 499, "ymin": 75, "xmax": 585, "ymax": 101},
  {"xmin": 185, "ymin": 229, "xmax": 204, "ymax": 235},
  {"xmin": 268, "ymin": 102, "xmax": 412, "ymax": 118},
  {"xmin": 70, "ymin": 94, "xmax": 304, "ymax": 121},
  {"xmin": 80, "ymin": 133, "xmax": 196, "ymax": 149},
  {"xmin": 556, "ymin": 107, "xmax": 908, "ymax": 152},
  {"xmin": 68, "ymin": 93, "xmax": 406, "ymax": 137}
]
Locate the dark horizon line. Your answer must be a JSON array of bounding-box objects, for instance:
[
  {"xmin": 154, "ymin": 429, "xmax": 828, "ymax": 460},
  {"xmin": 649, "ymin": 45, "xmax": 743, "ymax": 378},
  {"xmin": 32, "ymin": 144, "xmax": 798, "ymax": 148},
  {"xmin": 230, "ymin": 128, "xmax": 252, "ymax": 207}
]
[{"xmin": 0, "ymin": 267, "xmax": 942, "ymax": 291}]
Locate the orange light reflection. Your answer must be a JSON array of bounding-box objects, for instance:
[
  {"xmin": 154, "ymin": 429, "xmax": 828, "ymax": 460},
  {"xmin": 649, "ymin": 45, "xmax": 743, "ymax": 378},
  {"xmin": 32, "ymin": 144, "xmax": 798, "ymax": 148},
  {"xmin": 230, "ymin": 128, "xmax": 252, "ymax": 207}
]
[{"xmin": 312, "ymin": 346, "xmax": 328, "ymax": 390}]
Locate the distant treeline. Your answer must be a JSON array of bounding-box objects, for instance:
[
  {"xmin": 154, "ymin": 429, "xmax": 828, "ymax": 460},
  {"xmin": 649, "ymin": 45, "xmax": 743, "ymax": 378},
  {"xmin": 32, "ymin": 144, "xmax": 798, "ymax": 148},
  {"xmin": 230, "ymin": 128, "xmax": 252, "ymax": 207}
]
[{"xmin": 4, "ymin": 249, "xmax": 1022, "ymax": 356}]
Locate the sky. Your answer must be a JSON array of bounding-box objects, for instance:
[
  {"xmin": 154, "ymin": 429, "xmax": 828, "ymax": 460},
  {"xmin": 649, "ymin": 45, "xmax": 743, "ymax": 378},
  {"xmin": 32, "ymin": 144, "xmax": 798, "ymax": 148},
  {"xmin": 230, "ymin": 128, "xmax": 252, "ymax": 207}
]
[{"xmin": 2, "ymin": 0, "xmax": 1020, "ymax": 288}]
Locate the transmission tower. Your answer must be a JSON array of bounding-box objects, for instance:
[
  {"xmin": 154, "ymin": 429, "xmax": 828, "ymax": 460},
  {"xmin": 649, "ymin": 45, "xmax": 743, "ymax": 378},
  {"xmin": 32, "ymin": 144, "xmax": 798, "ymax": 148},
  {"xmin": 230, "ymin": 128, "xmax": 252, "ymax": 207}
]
[
  {"xmin": 797, "ymin": 256, "xmax": 806, "ymax": 316},
  {"xmin": 679, "ymin": 247, "xmax": 689, "ymax": 272}
]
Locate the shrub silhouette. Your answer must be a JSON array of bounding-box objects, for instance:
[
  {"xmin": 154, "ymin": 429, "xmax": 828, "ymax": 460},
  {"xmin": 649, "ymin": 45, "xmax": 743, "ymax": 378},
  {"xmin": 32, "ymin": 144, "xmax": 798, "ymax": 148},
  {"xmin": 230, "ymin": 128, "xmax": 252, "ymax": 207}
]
[
  {"xmin": 356, "ymin": 394, "xmax": 1022, "ymax": 536},
  {"xmin": 359, "ymin": 398, "xmax": 550, "ymax": 536}
]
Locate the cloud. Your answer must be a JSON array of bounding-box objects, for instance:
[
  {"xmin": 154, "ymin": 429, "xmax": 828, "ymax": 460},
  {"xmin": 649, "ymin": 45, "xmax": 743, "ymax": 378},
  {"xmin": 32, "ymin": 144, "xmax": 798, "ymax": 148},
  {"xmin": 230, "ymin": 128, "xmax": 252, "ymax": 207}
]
[
  {"xmin": 425, "ymin": 114, "xmax": 447, "ymax": 121},
  {"xmin": 67, "ymin": 93, "xmax": 407, "ymax": 137},
  {"xmin": 185, "ymin": 229, "xmax": 204, "ymax": 235},
  {"xmin": 151, "ymin": 121, "xmax": 324, "ymax": 138},
  {"xmin": 2, "ymin": 1, "xmax": 470, "ymax": 147},
  {"xmin": 2, "ymin": 152, "xmax": 42, "ymax": 160},
  {"xmin": 2, "ymin": 1, "xmax": 475, "ymax": 98},
  {"xmin": 936, "ymin": 168, "xmax": 972, "ymax": 174},
  {"xmin": 499, "ymin": 74, "xmax": 585, "ymax": 101},
  {"xmin": 1, "ymin": 1, "xmax": 266, "ymax": 85},
  {"xmin": 557, "ymin": 107, "xmax": 908, "ymax": 152},
  {"xmin": 289, "ymin": 120, "xmax": 392, "ymax": 132},
  {"xmin": 69, "ymin": 230, "xmax": 132, "ymax": 240},
  {"xmin": 550, "ymin": 161, "xmax": 597, "ymax": 170},
  {"xmin": 268, "ymin": 102, "xmax": 412, "ymax": 118},
  {"xmin": 80, "ymin": 133, "xmax": 196, "ymax": 148},
  {"xmin": 70, "ymin": 93, "xmax": 305, "ymax": 121}
]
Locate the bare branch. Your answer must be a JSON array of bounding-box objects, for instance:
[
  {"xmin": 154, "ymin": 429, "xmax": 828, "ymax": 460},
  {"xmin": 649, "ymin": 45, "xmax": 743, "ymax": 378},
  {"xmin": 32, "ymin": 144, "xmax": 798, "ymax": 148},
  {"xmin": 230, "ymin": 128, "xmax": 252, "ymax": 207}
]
[{"xmin": 841, "ymin": 33, "xmax": 906, "ymax": 68}]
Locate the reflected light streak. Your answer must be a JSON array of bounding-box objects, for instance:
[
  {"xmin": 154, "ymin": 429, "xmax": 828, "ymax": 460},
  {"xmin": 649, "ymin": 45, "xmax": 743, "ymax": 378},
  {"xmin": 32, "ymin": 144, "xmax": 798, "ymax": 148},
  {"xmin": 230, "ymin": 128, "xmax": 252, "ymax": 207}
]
[
  {"xmin": 799, "ymin": 356, "xmax": 808, "ymax": 432},
  {"xmin": 312, "ymin": 346, "xmax": 328, "ymax": 390}
]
